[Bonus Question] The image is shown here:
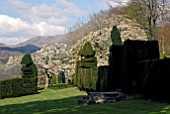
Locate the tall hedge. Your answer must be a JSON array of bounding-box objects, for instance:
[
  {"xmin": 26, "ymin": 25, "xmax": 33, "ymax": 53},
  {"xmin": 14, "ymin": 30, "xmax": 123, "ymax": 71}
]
[
  {"xmin": 21, "ymin": 53, "xmax": 37, "ymax": 78},
  {"xmin": 97, "ymin": 66, "xmax": 109, "ymax": 91},
  {"xmin": 108, "ymin": 45, "xmax": 123, "ymax": 91},
  {"xmin": 121, "ymin": 40, "xmax": 160, "ymax": 94},
  {"xmin": 138, "ymin": 58, "xmax": 170, "ymax": 101}
]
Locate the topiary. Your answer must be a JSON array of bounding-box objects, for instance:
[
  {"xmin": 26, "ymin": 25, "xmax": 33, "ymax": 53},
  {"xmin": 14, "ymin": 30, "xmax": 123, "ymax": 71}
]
[
  {"xmin": 21, "ymin": 53, "xmax": 37, "ymax": 78},
  {"xmin": 76, "ymin": 41, "xmax": 98, "ymax": 91},
  {"xmin": 21, "ymin": 53, "xmax": 33, "ymax": 65},
  {"xmin": 111, "ymin": 26, "xmax": 122, "ymax": 45},
  {"xmin": 79, "ymin": 42, "xmax": 97, "ymax": 68},
  {"xmin": 79, "ymin": 42, "xmax": 95, "ymax": 57}
]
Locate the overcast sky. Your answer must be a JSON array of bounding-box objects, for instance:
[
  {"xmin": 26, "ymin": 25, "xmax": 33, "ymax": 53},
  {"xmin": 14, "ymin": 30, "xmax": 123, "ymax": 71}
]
[{"xmin": 0, "ymin": 0, "xmax": 129, "ymax": 45}]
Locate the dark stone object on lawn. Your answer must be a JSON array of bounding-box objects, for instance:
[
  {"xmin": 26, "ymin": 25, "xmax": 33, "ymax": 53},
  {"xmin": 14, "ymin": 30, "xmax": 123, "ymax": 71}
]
[{"xmin": 78, "ymin": 90, "xmax": 126, "ymax": 105}]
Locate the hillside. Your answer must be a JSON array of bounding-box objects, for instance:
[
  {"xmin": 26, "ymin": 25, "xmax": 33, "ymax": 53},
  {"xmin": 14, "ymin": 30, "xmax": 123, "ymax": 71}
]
[
  {"xmin": 0, "ymin": 43, "xmax": 5, "ymax": 47},
  {"xmin": 7, "ymin": 14, "xmax": 148, "ymax": 78},
  {"xmin": 0, "ymin": 35, "xmax": 72, "ymax": 63},
  {"xmin": 17, "ymin": 35, "xmax": 72, "ymax": 48},
  {"xmin": 0, "ymin": 44, "xmax": 40, "ymax": 63},
  {"xmin": 0, "ymin": 44, "xmax": 40, "ymax": 53}
]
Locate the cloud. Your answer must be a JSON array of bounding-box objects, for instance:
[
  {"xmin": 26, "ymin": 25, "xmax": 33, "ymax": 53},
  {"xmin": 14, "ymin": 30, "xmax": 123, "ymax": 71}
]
[
  {"xmin": 57, "ymin": 0, "xmax": 76, "ymax": 8},
  {"xmin": 0, "ymin": 14, "xmax": 67, "ymax": 45},
  {"xmin": 6, "ymin": 0, "xmax": 30, "ymax": 11},
  {"xmin": 56, "ymin": 0, "xmax": 83, "ymax": 15},
  {"xmin": 26, "ymin": 3, "xmax": 71, "ymax": 26},
  {"xmin": 34, "ymin": 21, "xmax": 66, "ymax": 36},
  {"xmin": 0, "ymin": 37, "xmax": 29, "ymax": 45},
  {"xmin": 0, "ymin": 14, "xmax": 33, "ymax": 36},
  {"xmin": 107, "ymin": 0, "xmax": 129, "ymax": 7},
  {"xmin": 0, "ymin": 0, "xmax": 109, "ymax": 45},
  {"xmin": 0, "ymin": 0, "xmax": 77, "ymax": 45}
]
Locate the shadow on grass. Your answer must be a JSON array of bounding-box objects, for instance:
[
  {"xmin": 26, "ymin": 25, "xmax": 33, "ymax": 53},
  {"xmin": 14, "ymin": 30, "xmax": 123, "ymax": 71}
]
[{"xmin": 0, "ymin": 96, "xmax": 170, "ymax": 114}]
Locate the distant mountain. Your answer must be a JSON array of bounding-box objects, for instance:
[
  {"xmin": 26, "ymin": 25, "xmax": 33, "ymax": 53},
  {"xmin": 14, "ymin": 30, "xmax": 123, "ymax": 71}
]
[
  {"xmin": 0, "ymin": 35, "xmax": 73, "ymax": 63},
  {"xmin": 17, "ymin": 35, "xmax": 72, "ymax": 48},
  {"xmin": 0, "ymin": 43, "xmax": 5, "ymax": 47},
  {"xmin": 0, "ymin": 44, "xmax": 40, "ymax": 53},
  {"xmin": 0, "ymin": 44, "xmax": 40, "ymax": 63}
]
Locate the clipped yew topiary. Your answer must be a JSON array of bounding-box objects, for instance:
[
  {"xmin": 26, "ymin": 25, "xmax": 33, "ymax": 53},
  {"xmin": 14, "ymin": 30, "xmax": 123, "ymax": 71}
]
[
  {"xmin": 21, "ymin": 53, "xmax": 37, "ymax": 78},
  {"xmin": 107, "ymin": 25, "xmax": 123, "ymax": 91},
  {"xmin": 80, "ymin": 42, "xmax": 97, "ymax": 68},
  {"xmin": 75, "ymin": 42, "xmax": 98, "ymax": 91},
  {"xmin": 111, "ymin": 26, "xmax": 122, "ymax": 46},
  {"xmin": 79, "ymin": 42, "xmax": 95, "ymax": 57}
]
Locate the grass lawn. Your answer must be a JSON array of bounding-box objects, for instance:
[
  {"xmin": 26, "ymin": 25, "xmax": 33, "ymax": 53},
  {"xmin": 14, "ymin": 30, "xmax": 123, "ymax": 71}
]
[{"xmin": 0, "ymin": 87, "xmax": 170, "ymax": 114}]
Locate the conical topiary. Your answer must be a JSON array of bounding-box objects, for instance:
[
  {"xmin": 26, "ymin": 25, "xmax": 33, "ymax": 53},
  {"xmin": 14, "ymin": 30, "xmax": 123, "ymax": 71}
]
[
  {"xmin": 21, "ymin": 53, "xmax": 33, "ymax": 65},
  {"xmin": 21, "ymin": 53, "xmax": 37, "ymax": 78},
  {"xmin": 75, "ymin": 41, "xmax": 98, "ymax": 91},
  {"xmin": 111, "ymin": 26, "xmax": 122, "ymax": 45},
  {"xmin": 79, "ymin": 42, "xmax": 95, "ymax": 57}
]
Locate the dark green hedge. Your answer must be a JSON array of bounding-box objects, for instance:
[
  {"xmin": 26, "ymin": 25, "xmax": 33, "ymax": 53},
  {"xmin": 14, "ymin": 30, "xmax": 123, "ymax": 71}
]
[
  {"xmin": 121, "ymin": 40, "xmax": 160, "ymax": 94},
  {"xmin": 138, "ymin": 58, "xmax": 170, "ymax": 101},
  {"xmin": 97, "ymin": 66, "xmax": 109, "ymax": 92},
  {"xmin": 0, "ymin": 77, "xmax": 37, "ymax": 99},
  {"xmin": 108, "ymin": 45, "xmax": 123, "ymax": 91}
]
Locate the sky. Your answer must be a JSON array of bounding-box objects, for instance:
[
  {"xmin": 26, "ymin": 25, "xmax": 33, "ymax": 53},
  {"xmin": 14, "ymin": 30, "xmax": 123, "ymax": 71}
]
[{"xmin": 0, "ymin": 0, "xmax": 129, "ymax": 45}]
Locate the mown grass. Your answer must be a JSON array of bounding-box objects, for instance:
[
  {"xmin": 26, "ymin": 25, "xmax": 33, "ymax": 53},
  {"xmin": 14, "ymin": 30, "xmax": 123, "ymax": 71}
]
[{"xmin": 0, "ymin": 87, "xmax": 170, "ymax": 114}]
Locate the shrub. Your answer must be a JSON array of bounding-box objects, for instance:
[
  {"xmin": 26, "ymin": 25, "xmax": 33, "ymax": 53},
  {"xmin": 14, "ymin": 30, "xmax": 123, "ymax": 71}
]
[
  {"xmin": 0, "ymin": 77, "xmax": 37, "ymax": 99},
  {"xmin": 51, "ymin": 75, "xmax": 57, "ymax": 85}
]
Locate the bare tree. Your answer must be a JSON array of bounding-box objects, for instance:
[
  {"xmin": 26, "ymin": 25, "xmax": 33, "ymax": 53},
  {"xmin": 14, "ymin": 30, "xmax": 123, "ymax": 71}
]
[
  {"xmin": 120, "ymin": 0, "xmax": 160, "ymax": 40},
  {"xmin": 158, "ymin": 0, "xmax": 170, "ymax": 54},
  {"xmin": 111, "ymin": 0, "xmax": 170, "ymax": 54},
  {"xmin": 67, "ymin": 10, "xmax": 110, "ymax": 41}
]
